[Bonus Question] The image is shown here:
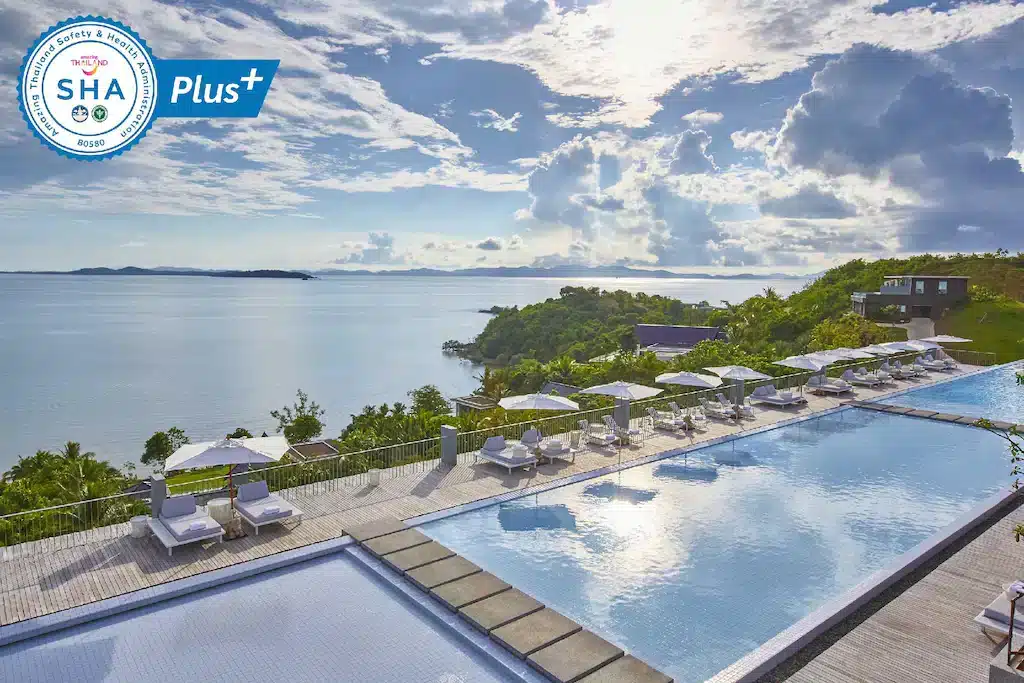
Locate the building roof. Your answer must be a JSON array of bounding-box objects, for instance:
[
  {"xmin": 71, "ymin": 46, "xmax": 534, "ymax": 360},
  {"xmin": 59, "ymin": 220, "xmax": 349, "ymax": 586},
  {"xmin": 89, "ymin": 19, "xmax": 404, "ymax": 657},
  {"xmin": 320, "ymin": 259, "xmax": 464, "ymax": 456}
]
[
  {"xmin": 287, "ymin": 440, "xmax": 340, "ymax": 461},
  {"xmin": 635, "ymin": 324, "xmax": 724, "ymax": 348},
  {"xmin": 883, "ymin": 275, "xmax": 970, "ymax": 279},
  {"xmin": 540, "ymin": 381, "xmax": 581, "ymax": 397},
  {"xmin": 452, "ymin": 395, "xmax": 497, "ymax": 410}
]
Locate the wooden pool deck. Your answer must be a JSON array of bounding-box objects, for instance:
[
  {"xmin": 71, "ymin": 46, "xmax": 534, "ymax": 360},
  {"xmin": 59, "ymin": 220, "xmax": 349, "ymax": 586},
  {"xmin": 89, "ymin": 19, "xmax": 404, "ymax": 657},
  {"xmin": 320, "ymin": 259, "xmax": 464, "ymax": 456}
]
[
  {"xmin": 782, "ymin": 499, "xmax": 1023, "ymax": 683},
  {"xmin": 0, "ymin": 364, "xmax": 995, "ymax": 651}
]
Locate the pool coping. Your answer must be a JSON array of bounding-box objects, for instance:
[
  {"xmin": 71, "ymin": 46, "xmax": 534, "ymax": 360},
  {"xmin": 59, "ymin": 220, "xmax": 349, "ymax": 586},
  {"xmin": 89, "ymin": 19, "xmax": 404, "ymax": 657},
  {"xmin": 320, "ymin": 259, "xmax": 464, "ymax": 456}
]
[{"xmin": 1, "ymin": 361, "xmax": 1013, "ymax": 670}]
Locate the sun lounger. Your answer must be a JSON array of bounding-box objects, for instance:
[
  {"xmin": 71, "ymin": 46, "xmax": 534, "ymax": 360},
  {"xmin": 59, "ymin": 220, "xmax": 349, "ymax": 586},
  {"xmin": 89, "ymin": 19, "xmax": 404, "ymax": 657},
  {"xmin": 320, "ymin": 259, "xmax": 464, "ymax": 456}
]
[
  {"xmin": 579, "ymin": 419, "xmax": 617, "ymax": 447},
  {"xmin": 520, "ymin": 428, "xmax": 542, "ymax": 450},
  {"xmin": 234, "ymin": 481, "xmax": 303, "ymax": 535},
  {"xmin": 647, "ymin": 406, "xmax": 680, "ymax": 431},
  {"xmin": 805, "ymin": 375, "xmax": 853, "ymax": 395},
  {"xmin": 843, "ymin": 369, "xmax": 879, "ymax": 387},
  {"xmin": 148, "ymin": 495, "xmax": 224, "ymax": 556},
  {"xmin": 749, "ymin": 384, "xmax": 805, "ymax": 406},
  {"xmin": 891, "ymin": 360, "xmax": 918, "ymax": 378},
  {"xmin": 699, "ymin": 397, "xmax": 735, "ymax": 420},
  {"xmin": 936, "ymin": 350, "xmax": 959, "ymax": 369},
  {"xmin": 975, "ymin": 586, "xmax": 1024, "ymax": 638},
  {"xmin": 604, "ymin": 415, "xmax": 644, "ymax": 445},
  {"xmin": 476, "ymin": 435, "xmax": 538, "ymax": 473},
  {"xmin": 918, "ymin": 355, "xmax": 946, "ymax": 371},
  {"xmin": 540, "ymin": 432, "xmax": 581, "ymax": 463}
]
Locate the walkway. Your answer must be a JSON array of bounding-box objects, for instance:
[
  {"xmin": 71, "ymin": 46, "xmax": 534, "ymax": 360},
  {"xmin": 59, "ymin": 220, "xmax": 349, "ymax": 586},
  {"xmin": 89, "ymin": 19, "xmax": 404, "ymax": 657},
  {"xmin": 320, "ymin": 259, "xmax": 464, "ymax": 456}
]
[{"xmin": 0, "ymin": 367, "xmax": 983, "ymax": 631}]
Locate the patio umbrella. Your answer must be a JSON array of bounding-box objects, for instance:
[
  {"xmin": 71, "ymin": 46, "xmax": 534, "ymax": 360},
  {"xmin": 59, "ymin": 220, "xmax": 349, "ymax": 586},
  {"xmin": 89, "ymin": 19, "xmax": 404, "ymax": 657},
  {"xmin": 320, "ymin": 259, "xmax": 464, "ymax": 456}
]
[
  {"xmin": 820, "ymin": 347, "xmax": 876, "ymax": 360},
  {"xmin": 774, "ymin": 356, "xmax": 828, "ymax": 372},
  {"xmin": 655, "ymin": 371, "xmax": 723, "ymax": 388},
  {"xmin": 704, "ymin": 366, "xmax": 772, "ymax": 405},
  {"xmin": 904, "ymin": 339, "xmax": 941, "ymax": 351},
  {"xmin": 166, "ymin": 435, "xmax": 290, "ymax": 502},
  {"xmin": 920, "ymin": 335, "xmax": 973, "ymax": 343},
  {"xmin": 579, "ymin": 381, "xmax": 663, "ymax": 400},
  {"xmin": 859, "ymin": 344, "xmax": 900, "ymax": 356},
  {"xmin": 498, "ymin": 393, "xmax": 580, "ymax": 411}
]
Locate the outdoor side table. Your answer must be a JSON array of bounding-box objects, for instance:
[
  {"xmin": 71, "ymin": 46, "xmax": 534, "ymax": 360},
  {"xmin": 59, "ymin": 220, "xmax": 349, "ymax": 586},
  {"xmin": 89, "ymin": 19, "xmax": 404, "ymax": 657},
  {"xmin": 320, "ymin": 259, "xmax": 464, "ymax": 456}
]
[
  {"xmin": 129, "ymin": 515, "xmax": 149, "ymax": 538},
  {"xmin": 207, "ymin": 498, "xmax": 233, "ymax": 527}
]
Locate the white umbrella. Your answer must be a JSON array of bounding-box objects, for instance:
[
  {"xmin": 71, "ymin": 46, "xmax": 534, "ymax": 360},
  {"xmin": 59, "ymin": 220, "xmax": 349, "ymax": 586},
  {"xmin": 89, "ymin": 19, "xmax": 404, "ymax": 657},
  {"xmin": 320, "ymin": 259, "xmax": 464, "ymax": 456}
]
[
  {"xmin": 704, "ymin": 366, "xmax": 772, "ymax": 405},
  {"xmin": 166, "ymin": 436, "xmax": 290, "ymax": 501},
  {"xmin": 803, "ymin": 352, "xmax": 843, "ymax": 366},
  {"xmin": 904, "ymin": 340, "xmax": 941, "ymax": 351},
  {"xmin": 860, "ymin": 344, "xmax": 900, "ymax": 356},
  {"xmin": 704, "ymin": 366, "xmax": 772, "ymax": 381},
  {"xmin": 655, "ymin": 371, "xmax": 723, "ymax": 388},
  {"xmin": 920, "ymin": 335, "xmax": 973, "ymax": 343},
  {"xmin": 579, "ymin": 381, "xmax": 664, "ymax": 400},
  {"xmin": 880, "ymin": 341, "xmax": 917, "ymax": 352},
  {"xmin": 775, "ymin": 356, "xmax": 828, "ymax": 372},
  {"xmin": 499, "ymin": 393, "xmax": 580, "ymax": 411},
  {"xmin": 820, "ymin": 347, "xmax": 876, "ymax": 360}
]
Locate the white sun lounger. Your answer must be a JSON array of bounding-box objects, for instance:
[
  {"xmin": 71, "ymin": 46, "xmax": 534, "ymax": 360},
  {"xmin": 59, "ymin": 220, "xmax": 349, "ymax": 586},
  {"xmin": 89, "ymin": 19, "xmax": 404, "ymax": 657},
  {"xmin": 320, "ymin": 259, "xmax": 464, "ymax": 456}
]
[
  {"xmin": 699, "ymin": 397, "xmax": 735, "ymax": 420},
  {"xmin": 148, "ymin": 494, "xmax": 224, "ymax": 556},
  {"xmin": 749, "ymin": 385, "xmax": 805, "ymax": 406},
  {"xmin": 580, "ymin": 419, "xmax": 617, "ymax": 447},
  {"xmin": 918, "ymin": 355, "xmax": 947, "ymax": 371},
  {"xmin": 975, "ymin": 588, "xmax": 1024, "ymax": 639},
  {"xmin": 476, "ymin": 435, "xmax": 538, "ymax": 473},
  {"xmin": 647, "ymin": 406, "xmax": 681, "ymax": 431},
  {"xmin": 604, "ymin": 415, "xmax": 644, "ymax": 445},
  {"xmin": 805, "ymin": 375, "xmax": 853, "ymax": 395},
  {"xmin": 234, "ymin": 481, "xmax": 303, "ymax": 536},
  {"xmin": 540, "ymin": 432, "xmax": 581, "ymax": 463},
  {"xmin": 843, "ymin": 369, "xmax": 879, "ymax": 387}
]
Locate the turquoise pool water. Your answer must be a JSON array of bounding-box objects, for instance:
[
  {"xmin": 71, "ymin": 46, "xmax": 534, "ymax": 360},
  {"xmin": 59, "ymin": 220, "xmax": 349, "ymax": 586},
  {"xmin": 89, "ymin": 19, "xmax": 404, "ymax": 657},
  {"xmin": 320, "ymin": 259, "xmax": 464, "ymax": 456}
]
[
  {"xmin": 879, "ymin": 363, "xmax": 1024, "ymax": 424},
  {"xmin": 422, "ymin": 408, "xmax": 1010, "ymax": 682}
]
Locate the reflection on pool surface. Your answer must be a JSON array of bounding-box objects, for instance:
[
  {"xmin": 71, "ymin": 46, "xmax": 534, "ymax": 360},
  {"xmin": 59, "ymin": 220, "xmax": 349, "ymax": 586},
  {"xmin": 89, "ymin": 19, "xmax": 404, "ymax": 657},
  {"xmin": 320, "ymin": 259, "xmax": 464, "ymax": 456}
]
[
  {"xmin": 879, "ymin": 363, "xmax": 1024, "ymax": 423},
  {"xmin": 423, "ymin": 408, "xmax": 1009, "ymax": 683}
]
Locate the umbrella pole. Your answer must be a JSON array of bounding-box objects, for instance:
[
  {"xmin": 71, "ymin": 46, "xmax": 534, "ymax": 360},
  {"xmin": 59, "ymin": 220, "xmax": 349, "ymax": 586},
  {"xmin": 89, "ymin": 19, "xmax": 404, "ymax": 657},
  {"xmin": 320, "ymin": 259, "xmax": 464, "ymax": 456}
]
[{"xmin": 228, "ymin": 468, "xmax": 234, "ymax": 507}]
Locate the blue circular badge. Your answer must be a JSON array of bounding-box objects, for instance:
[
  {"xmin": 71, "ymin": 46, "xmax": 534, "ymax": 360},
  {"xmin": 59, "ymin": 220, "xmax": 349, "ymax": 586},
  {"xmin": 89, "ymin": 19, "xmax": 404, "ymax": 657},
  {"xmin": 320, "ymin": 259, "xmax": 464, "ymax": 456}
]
[{"xmin": 17, "ymin": 16, "xmax": 158, "ymax": 161}]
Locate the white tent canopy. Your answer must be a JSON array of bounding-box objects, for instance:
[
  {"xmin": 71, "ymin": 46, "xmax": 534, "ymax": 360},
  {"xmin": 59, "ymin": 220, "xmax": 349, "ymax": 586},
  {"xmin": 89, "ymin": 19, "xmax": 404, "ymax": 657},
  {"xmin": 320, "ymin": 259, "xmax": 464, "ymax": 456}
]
[
  {"xmin": 579, "ymin": 381, "xmax": 663, "ymax": 400},
  {"xmin": 921, "ymin": 335, "xmax": 973, "ymax": 343},
  {"xmin": 499, "ymin": 394, "xmax": 580, "ymax": 411},
  {"xmin": 655, "ymin": 371, "xmax": 724, "ymax": 388},
  {"xmin": 165, "ymin": 436, "xmax": 290, "ymax": 472}
]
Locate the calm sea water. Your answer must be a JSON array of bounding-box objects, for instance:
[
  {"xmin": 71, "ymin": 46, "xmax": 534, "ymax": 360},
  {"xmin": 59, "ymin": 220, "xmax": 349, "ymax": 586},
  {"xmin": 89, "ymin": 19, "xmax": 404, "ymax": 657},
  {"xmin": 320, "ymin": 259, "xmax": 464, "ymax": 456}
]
[{"xmin": 0, "ymin": 274, "xmax": 806, "ymax": 470}]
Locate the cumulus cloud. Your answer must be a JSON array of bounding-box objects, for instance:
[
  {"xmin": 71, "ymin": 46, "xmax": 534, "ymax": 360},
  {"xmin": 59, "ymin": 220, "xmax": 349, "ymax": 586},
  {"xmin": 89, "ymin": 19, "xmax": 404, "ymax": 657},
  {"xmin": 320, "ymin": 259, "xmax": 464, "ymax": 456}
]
[
  {"xmin": 758, "ymin": 185, "xmax": 858, "ymax": 219},
  {"xmin": 336, "ymin": 232, "xmax": 406, "ymax": 264},
  {"xmin": 524, "ymin": 136, "xmax": 598, "ymax": 232},
  {"xmin": 644, "ymin": 184, "xmax": 760, "ymax": 266},
  {"xmin": 682, "ymin": 109, "xmax": 724, "ymax": 127},
  {"xmin": 669, "ymin": 130, "xmax": 719, "ymax": 175},
  {"xmin": 773, "ymin": 43, "xmax": 1024, "ymax": 251},
  {"xmin": 731, "ymin": 129, "xmax": 774, "ymax": 154},
  {"xmin": 470, "ymin": 109, "xmax": 524, "ymax": 132},
  {"xmin": 475, "ymin": 235, "xmax": 525, "ymax": 250}
]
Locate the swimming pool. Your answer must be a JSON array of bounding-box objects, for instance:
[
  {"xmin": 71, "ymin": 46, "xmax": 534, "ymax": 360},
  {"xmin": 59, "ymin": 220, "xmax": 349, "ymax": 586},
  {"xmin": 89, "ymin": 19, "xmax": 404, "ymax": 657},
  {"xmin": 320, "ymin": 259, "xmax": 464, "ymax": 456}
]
[
  {"xmin": 879, "ymin": 363, "xmax": 1024, "ymax": 424},
  {"xmin": 422, "ymin": 408, "xmax": 1010, "ymax": 682},
  {"xmin": 0, "ymin": 550, "xmax": 516, "ymax": 683}
]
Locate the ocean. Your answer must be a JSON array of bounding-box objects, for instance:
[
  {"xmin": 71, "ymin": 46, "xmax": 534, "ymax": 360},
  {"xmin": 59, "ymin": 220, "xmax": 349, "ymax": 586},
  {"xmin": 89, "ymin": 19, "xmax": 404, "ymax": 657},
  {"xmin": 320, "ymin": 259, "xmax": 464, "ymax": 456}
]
[{"xmin": 0, "ymin": 274, "xmax": 808, "ymax": 470}]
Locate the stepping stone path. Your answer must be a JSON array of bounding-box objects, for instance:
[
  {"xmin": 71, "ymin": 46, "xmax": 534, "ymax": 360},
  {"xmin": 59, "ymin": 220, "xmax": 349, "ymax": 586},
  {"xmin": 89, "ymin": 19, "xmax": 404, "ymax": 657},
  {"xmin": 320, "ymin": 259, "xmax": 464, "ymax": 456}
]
[
  {"xmin": 345, "ymin": 516, "xmax": 673, "ymax": 683},
  {"xmin": 848, "ymin": 401, "xmax": 1015, "ymax": 431}
]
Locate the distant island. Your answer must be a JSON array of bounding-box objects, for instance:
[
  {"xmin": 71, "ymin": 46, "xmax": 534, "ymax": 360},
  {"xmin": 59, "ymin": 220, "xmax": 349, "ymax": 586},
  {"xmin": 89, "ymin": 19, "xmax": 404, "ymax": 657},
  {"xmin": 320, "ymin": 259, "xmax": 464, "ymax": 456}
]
[
  {"xmin": 9, "ymin": 267, "xmax": 316, "ymax": 280},
  {"xmin": 314, "ymin": 265, "xmax": 810, "ymax": 280}
]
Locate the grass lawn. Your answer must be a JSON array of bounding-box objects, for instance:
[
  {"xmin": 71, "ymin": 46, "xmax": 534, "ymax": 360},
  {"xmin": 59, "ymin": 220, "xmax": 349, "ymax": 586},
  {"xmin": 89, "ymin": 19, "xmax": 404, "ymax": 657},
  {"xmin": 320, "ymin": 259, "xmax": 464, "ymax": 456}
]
[
  {"xmin": 938, "ymin": 299, "xmax": 1024, "ymax": 363},
  {"xmin": 165, "ymin": 465, "xmax": 230, "ymax": 493}
]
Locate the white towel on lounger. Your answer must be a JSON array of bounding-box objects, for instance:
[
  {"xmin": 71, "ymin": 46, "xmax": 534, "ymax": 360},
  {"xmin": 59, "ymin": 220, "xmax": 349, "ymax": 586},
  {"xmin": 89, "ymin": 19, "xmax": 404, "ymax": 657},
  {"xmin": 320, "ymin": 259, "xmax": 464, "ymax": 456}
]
[
  {"xmin": 188, "ymin": 521, "xmax": 206, "ymax": 531},
  {"xmin": 263, "ymin": 505, "xmax": 280, "ymax": 516}
]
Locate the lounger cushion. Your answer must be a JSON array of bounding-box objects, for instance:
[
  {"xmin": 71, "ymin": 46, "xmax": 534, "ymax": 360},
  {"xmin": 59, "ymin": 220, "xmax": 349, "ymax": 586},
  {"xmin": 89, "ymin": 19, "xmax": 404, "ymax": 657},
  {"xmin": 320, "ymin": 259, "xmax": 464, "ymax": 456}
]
[
  {"xmin": 161, "ymin": 510, "xmax": 218, "ymax": 542},
  {"xmin": 482, "ymin": 436, "xmax": 505, "ymax": 451},
  {"xmin": 160, "ymin": 495, "xmax": 196, "ymax": 520},
  {"xmin": 237, "ymin": 480, "xmax": 270, "ymax": 503},
  {"xmin": 479, "ymin": 447, "xmax": 536, "ymax": 468},
  {"xmin": 983, "ymin": 595, "xmax": 1024, "ymax": 630},
  {"xmin": 235, "ymin": 495, "xmax": 295, "ymax": 523}
]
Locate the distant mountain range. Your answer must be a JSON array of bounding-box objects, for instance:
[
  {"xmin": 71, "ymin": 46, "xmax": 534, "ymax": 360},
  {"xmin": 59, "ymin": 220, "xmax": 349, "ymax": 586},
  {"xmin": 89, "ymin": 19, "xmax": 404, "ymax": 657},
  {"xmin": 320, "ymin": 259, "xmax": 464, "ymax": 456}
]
[
  {"xmin": 7, "ymin": 267, "xmax": 315, "ymax": 280},
  {"xmin": 314, "ymin": 265, "xmax": 809, "ymax": 279}
]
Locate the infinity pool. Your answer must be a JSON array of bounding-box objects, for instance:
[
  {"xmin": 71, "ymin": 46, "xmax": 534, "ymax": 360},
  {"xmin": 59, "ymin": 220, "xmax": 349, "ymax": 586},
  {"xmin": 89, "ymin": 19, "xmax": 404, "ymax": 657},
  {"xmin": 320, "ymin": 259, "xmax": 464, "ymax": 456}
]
[
  {"xmin": 423, "ymin": 408, "xmax": 1009, "ymax": 682},
  {"xmin": 879, "ymin": 363, "xmax": 1024, "ymax": 424}
]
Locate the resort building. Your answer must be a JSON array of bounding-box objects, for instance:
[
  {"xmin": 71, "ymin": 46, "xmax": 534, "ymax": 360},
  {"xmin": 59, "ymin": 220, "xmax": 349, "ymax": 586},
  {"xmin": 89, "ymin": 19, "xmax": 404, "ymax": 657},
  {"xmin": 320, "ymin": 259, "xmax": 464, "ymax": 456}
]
[
  {"xmin": 452, "ymin": 394, "xmax": 497, "ymax": 416},
  {"xmin": 634, "ymin": 323, "xmax": 727, "ymax": 360},
  {"xmin": 851, "ymin": 275, "xmax": 969, "ymax": 320}
]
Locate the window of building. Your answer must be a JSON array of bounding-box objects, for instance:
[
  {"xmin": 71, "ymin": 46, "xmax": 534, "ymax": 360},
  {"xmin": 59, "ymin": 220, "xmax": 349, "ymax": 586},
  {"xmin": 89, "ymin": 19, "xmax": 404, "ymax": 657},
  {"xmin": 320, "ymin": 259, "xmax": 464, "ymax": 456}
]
[
  {"xmin": 914, "ymin": 280, "xmax": 925, "ymax": 294},
  {"xmin": 938, "ymin": 280, "xmax": 948, "ymax": 295},
  {"xmin": 899, "ymin": 304, "xmax": 907, "ymax": 314}
]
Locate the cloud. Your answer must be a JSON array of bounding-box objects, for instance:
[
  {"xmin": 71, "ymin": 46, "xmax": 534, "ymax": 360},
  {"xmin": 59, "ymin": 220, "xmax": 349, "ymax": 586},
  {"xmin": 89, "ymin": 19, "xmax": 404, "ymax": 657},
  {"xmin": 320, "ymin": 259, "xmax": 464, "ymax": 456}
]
[
  {"xmin": 120, "ymin": 240, "xmax": 147, "ymax": 248},
  {"xmin": 475, "ymin": 234, "xmax": 525, "ymax": 250},
  {"xmin": 524, "ymin": 136, "xmax": 598, "ymax": 232},
  {"xmin": 682, "ymin": 109, "xmax": 724, "ymax": 127},
  {"xmin": 470, "ymin": 109, "xmax": 524, "ymax": 132},
  {"xmin": 773, "ymin": 43, "xmax": 1024, "ymax": 251},
  {"xmin": 731, "ymin": 129, "xmax": 774, "ymax": 154},
  {"xmin": 758, "ymin": 185, "xmax": 858, "ymax": 219},
  {"xmin": 669, "ymin": 130, "xmax": 719, "ymax": 175},
  {"xmin": 336, "ymin": 232, "xmax": 406, "ymax": 264}
]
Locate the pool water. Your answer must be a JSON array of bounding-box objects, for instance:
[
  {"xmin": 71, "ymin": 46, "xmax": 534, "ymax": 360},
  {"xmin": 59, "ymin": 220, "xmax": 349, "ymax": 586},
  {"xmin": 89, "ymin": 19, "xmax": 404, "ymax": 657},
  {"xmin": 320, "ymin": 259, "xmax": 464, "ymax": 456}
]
[
  {"xmin": 422, "ymin": 408, "xmax": 1010, "ymax": 683},
  {"xmin": 879, "ymin": 363, "xmax": 1024, "ymax": 424},
  {"xmin": 0, "ymin": 551, "xmax": 515, "ymax": 683}
]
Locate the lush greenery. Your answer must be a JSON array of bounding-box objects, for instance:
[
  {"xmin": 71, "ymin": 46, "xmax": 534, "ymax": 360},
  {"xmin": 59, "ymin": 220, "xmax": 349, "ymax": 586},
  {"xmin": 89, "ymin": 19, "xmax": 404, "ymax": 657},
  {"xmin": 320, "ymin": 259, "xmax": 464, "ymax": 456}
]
[
  {"xmin": 271, "ymin": 390, "xmax": 326, "ymax": 444},
  {"xmin": 936, "ymin": 290, "xmax": 1024, "ymax": 362},
  {"xmin": 141, "ymin": 426, "xmax": 190, "ymax": 472},
  {"xmin": 0, "ymin": 442, "xmax": 148, "ymax": 545}
]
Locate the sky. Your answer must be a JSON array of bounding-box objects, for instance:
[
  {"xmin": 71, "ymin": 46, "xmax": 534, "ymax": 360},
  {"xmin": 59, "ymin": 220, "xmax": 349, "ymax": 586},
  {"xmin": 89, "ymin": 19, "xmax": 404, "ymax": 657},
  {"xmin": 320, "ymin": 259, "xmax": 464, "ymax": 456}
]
[{"xmin": 2, "ymin": 0, "xmax": 1024, "ymax": 273}]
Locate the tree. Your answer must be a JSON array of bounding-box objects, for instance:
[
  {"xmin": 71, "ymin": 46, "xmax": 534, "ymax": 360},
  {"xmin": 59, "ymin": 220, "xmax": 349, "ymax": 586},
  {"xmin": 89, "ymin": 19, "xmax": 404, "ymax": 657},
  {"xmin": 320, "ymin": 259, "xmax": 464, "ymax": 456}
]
[
  {"xmin": 407, "ymin": 385, "xmax": 451, "ymax": 415},
  {"xmin": 141, "ymin": 426, "xmax": 189, "ymax": 471},
  {"xmin": 227, "ymin": 427, "xmax": 253, "ymax": 439},
  {"xmin": 271, "ymin": 390, "xmax": 326, "ymax": 444}
]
